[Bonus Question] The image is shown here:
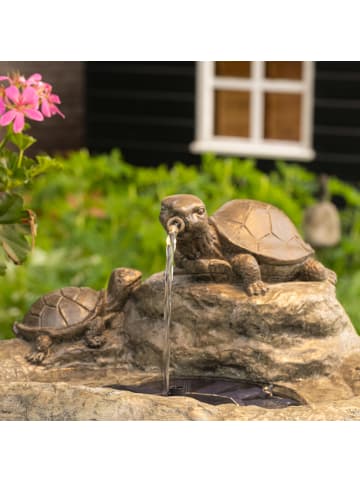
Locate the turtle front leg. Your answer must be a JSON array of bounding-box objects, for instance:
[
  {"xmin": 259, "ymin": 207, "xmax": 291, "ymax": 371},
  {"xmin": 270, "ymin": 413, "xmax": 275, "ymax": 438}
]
[
  {"xmin": 176, "ymin": 252, "xmax": 233, "ymax": 282},
  {"xmin": 84, "ymin": 316, "xmax": 106, "ymax": 348},
  {"xmin": 231, "ymin": 254, "xmax": 268, "ymax": 296},
  {"xmin": 298, "ymin": 258, "xmax": 337, "ymax": 285},
  {"xmin": 26, "ymin": 334, "xmax": 52, "ymax": 364}
]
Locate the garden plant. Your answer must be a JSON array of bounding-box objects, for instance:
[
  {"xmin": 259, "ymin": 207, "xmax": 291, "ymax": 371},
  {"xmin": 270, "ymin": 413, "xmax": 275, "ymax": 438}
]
[{"xmin": 0, "ymin": 72, "xmax": 63, "ymax": 279}]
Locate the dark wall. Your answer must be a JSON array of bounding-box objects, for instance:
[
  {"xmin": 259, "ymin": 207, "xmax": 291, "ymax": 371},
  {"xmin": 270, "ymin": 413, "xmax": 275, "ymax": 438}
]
[
  {"xmin": 86, "ymin": 61, "xmax": 197, "ymax": 166},
  {"xmin": 86, "ymin": 61, "xmax": 360, "ymax": 181},
  {"xmin": 312, "ymin": 61, "xmax": 360, "ymax": 179}
]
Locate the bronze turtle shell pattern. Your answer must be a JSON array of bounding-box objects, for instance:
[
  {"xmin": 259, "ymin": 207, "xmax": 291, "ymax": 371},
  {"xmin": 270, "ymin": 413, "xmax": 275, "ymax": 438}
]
[
  {"xmin": 22, "ymin": 287, "xmax": 102, "ymax": 330},
  {"xmin": 211, "ymin": 199, "xmax": 314, "ymax": 263}
]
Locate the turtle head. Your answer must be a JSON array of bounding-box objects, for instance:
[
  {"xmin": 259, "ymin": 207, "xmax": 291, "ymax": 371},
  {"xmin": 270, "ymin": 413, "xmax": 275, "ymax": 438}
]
[
  {"xmin": 160, "ymin": 194, "xmax": 208, "ymax": 236},
  {"xmin": 106, "ymin": 267, "xmax": 142, "ymax": 312}
]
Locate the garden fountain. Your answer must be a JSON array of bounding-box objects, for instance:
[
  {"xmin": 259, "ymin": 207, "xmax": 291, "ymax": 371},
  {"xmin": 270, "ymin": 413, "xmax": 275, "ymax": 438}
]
[
  {"xmin": 1, "ymin": 194, "xmax": 360, "ymax": 420},
  {"xmin": 109, "ymin": 212, "xmax": 301, "ymax": 408}
]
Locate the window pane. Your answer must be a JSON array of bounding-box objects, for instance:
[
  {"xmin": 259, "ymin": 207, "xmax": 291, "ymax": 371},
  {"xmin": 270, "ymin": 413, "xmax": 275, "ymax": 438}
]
[
  {"xmin": 265, "ymin": 62, "xmax": 303, "ymax": 80},
  {"xmin": 215, "ymin": 62, "xmax": 251, "ymax": 78},
  {"xmin": 264, "ymin": 93, "xmax": 301, "ymax": 141},
  {"xmin": 215, "ymin": 90, "xmax": 250, "ymax": 137}
]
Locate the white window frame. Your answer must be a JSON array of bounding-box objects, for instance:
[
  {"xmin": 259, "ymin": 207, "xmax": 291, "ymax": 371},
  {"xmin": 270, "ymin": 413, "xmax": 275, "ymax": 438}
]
[{"xmin": 190, "ymin": 61, "xmax": 315, "ymax": 161}]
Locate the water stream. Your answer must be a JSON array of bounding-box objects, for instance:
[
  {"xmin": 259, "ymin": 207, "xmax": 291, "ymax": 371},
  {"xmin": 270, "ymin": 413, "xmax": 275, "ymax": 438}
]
[{"xmin": 162, "ymin": 228, "xmax": 178, "ymax": 395}]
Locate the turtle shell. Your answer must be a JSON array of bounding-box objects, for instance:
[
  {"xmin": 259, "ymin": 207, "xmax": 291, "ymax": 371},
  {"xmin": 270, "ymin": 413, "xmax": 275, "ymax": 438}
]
[
  {"xmin": 17, "ymin": 287, "xmax": 103, "ymax": 336},
  {"xmin": 210, "ymin": 199, "xmax": 314, "ymax": 263}
]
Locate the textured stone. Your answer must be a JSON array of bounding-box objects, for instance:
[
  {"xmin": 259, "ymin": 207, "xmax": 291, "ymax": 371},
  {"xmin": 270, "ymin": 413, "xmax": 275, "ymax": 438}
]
[
  {"xmin": 2, "ymin": 271, "xmax": 360, "ymax": 420},
  {"xmin": 1, "ymin": 338, "xmax": 360, "ymax": 419},
  {"xmin": 124, "ymin": 273, "xmax": 360, "ymax": 382},
  {"xmin": 2, "ymin": 375, "xmax": 360, "ymax": 421}
]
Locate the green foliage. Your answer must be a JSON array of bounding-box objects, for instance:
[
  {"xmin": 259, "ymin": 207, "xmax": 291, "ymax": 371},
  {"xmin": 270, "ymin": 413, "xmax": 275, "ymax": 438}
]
[
  {"xmin": 8, "ymin": 131, "xmax": 37, "ymax": 151},
  {"xmin": 0, "ymin": 190, "xmax": 32, "ymax": 275},
  {"xmin": 0, "ymin": 125, "xmax": 62, "ymax": 276},
  {"xmin": 1, "ymin": 149, "xmax": 360, "ymax": 338},
  {"xmin": 0, "ymin": 192, "xmax": 24, "ymax": 223}
]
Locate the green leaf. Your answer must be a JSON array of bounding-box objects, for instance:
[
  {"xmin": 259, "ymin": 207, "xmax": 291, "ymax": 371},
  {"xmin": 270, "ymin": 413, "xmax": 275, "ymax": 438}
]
[
  {"xmin": 0, "ymin": 147, "xmax": 17, "ymax": 170},
  {"xmin": 0, "ymin": 192, "xmax": 25, "ymax": 224},
  {"xmin": 25, "ymin": 155, "xmax": 63, "ymax": 181},
  {"xmin": 0, "ymin": 223, "xmax": 31, "ymax": 265},
  {"xmin": 8, "ymin": 132, "xmax": 36, "ymax": 151}
]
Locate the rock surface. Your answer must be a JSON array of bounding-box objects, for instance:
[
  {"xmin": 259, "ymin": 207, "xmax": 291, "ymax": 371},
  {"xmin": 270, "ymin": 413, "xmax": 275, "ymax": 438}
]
[
  {"xmin": 124, "ymin": 273, "xmax": 360, "ymax": 382},
  {"xmin": 1, "ymin": 367, "xmax": 360, "ymax": 420},
  {"xmin": 2, "ymin": 272, "xmax": 360, "ymax": 420}
]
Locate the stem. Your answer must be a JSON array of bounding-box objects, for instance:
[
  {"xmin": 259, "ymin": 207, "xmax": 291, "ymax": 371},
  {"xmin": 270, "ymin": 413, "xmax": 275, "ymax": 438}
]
[{"xmin": 17, "ymin": 149, "xmax": 24, "ymax": 169}]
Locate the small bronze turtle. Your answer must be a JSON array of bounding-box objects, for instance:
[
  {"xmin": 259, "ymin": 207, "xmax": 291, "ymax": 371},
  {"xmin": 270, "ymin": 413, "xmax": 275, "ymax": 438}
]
[
  {"xmin": 160, "ymin": 194, "xmax": 336, "ymax": 295},
  {"xmin": 13, "ymin": 267, "xmax": 142, "ymax": 364}
]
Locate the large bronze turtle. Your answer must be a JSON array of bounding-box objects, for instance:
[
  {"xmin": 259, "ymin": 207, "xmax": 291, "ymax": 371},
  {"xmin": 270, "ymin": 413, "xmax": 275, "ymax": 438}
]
[
  {"xmin": 159, "ymin": 194, "xmax": 336, "ymax": 295},
  {"xmin": 13, "ymin": 267, "xmax": 142, "ymax": 364}
]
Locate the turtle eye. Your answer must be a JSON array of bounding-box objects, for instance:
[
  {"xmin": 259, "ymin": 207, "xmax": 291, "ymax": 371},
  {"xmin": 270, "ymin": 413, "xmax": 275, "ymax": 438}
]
[{"xmin": 197, "ymin": 207, "xmax": 205, "ymax": 215}]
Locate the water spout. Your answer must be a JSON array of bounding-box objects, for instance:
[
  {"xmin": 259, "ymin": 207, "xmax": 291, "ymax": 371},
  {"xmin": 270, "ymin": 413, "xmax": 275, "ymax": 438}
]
[
  {"xmin": 162, "ymin": 225, "xmax": 178, "ymax": 395},
  {"xmin": 166, "ymin": 216, "xmax": 185, "ymax": 235}
]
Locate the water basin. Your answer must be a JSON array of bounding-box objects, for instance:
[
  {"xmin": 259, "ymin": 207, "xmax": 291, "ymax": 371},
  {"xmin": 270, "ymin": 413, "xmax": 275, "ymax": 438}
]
[{"xmin": 107, "ymin": 376, "xmax": 303, "ymax": 409}]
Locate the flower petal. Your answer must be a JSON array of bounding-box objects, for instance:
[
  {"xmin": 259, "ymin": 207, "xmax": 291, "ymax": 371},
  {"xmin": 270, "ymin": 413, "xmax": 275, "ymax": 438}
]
[
  {"xmin": 43, "ymin": 82, "xmax": 52, "ymax": 92},
  {"xmin": 0, "ymin": 109, "xmax": 17, "ymax": 126},
  {"xmin": 41, "ymin": 98, "xmax": 51, "ymax": 117},
  {"xmin": 0, "ymin": 98, "xmax": 5, "ymax": 115},
  {"xmin": 13, "ymin": 112, "xmax": 25, "ymax": 133},
  {"xmin": 49, "ymin": 94, "xmax": 61, "ymax": 104},
  {"xmin": 50, "ymin": 104, "xmax": 65, "ymax": 119},
  {"xmin": 27, "ymin": 73, "xmax": 42, "ymax": 84},
  {"xmin": 25, "ymin": 108, "xmax": 44, "ymax": 121},
  {"xmin": 0, "ymin": 76, "xmax": 9, "ymax": 81},
  {"xmin": 22, "ymin": 87, "xmax": 38, "ymax": 106},
  {"xmin": 5, "ymin": 86, "xmax": 20, "ymax": 104}
]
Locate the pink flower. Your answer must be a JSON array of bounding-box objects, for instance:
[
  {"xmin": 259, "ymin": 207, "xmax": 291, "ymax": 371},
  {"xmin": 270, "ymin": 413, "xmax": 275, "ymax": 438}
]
[
  {"xmin": 0, "ymin": 86, "xmax": 44, "ymax": 133},
  {"xmin": 26, "ymin": 73, "xmax": 42, "ymax": 86},
  {"xmin": 0, "ymin": 73, "xmax": 42, "ymax": 88},
  {"xmin": 40, "ymin": 83, "xmax": 65, "ymax": 119},
  {"xmin": 0, "ymin": 73, "xmax": 25, "ymax": 86},
  {"xmin": 0, "ymin": 72, "xmax": 65, "ymax": 132},
  {"xmin": 41, "ymin": 93, "xmax": 65, "ymax": 119}
]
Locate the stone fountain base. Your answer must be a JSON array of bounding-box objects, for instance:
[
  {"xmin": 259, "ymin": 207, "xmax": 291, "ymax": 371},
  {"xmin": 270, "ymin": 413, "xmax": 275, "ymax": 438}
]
[
  {"xmin": 1, "ymin": 348, "xmax": 360, "ymax": 420},
  {"xmin": 2, "ymin": 273, "xmax": 360, "ymax": 420}
]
